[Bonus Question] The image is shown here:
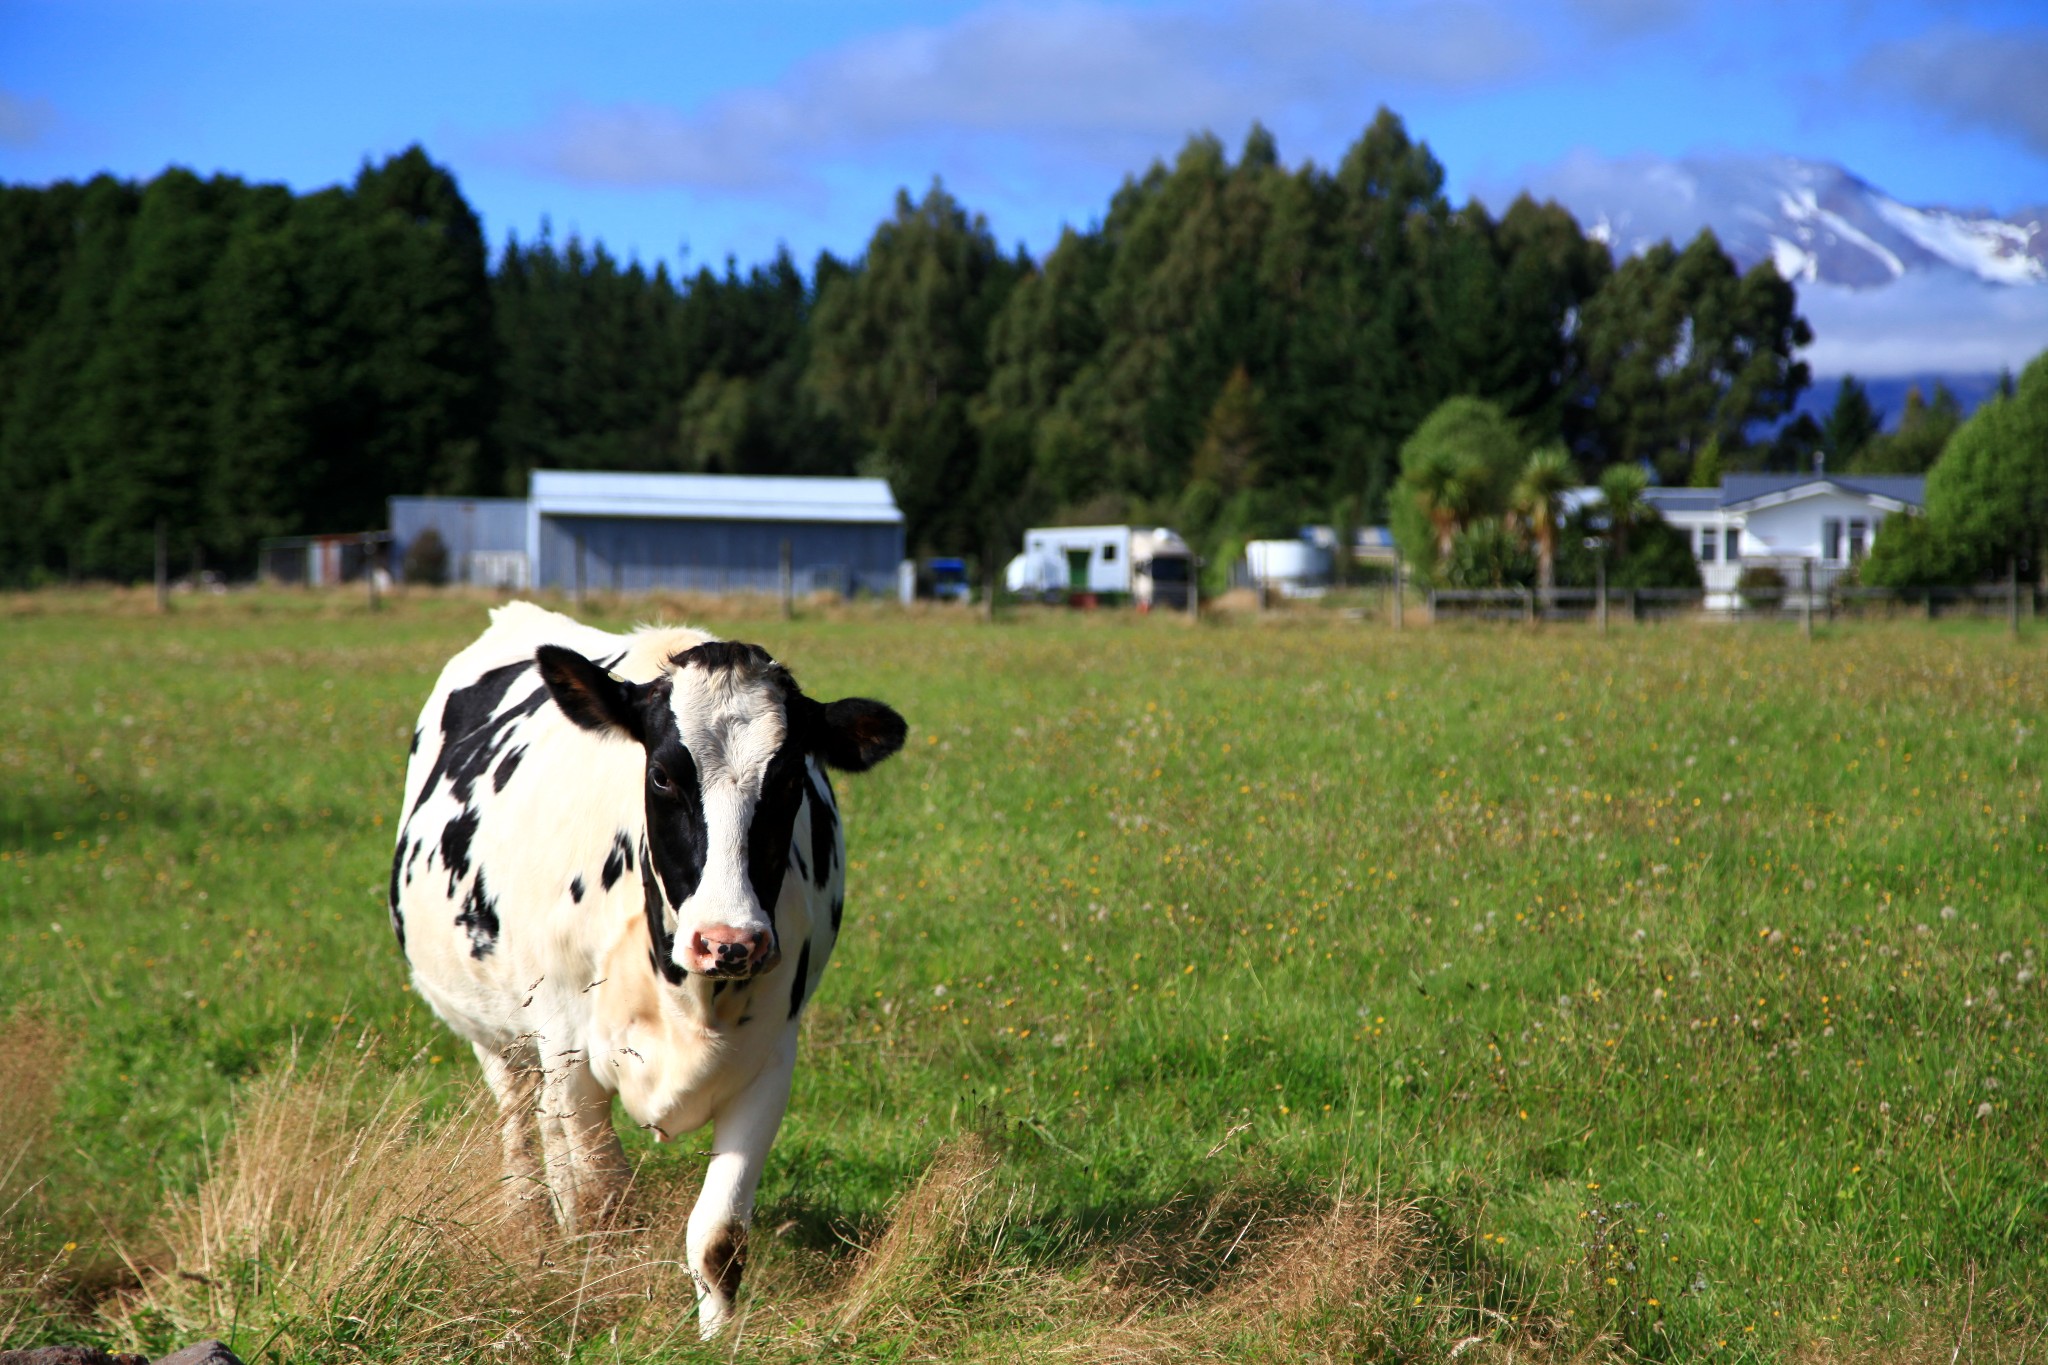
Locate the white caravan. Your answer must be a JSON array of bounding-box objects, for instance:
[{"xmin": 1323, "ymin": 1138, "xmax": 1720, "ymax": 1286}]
[{"xmin": 1006, "ymin": 526, "xmax": 1195, "ymax": 609}]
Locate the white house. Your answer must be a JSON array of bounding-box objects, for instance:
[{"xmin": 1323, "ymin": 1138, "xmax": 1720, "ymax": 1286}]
[{"xmin": 1638, "ymin": 474, "xmax": 1926, "ymax": 609}]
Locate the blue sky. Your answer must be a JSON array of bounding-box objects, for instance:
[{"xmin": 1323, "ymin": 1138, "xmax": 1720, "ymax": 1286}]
[{"xmin": 3, "ymin": 0, "xmax": 2046, "ymax": 274}]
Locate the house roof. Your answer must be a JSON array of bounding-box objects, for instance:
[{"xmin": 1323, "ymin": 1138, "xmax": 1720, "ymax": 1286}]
[
  {"xmin": 1640, "ymin": 487, "xmax": 1724, "ymax": 513},
  {"xmin": 1613, "ymin": 474, "xmax": 1929, "ymax": 515},
  {"xmin": 1718, "ymin": 474, "xmax": 1926, "ymax": 510},
  {"xmin": 528, "ymin": 470, "xmax": 903, "ymax": 525}
]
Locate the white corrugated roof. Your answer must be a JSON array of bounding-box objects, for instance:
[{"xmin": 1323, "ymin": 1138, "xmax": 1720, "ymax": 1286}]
[{"xmin": 530, "ymin": 469, "xmax": 902, "ymax": 525}]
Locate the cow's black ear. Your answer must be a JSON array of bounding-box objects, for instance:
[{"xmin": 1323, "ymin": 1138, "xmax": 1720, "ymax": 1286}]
[
  {"xmin": 537, "ymin": 645, "xmax": 645, "ymax": 742},
  {"xmin": 815, "ymin": 697, "xmax": 906, "ymax": 772}
]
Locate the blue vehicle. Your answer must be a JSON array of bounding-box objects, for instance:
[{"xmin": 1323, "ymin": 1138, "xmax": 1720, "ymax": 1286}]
[{"xmin": 927, "ymin": 557, "xmax": 971, "ymax": 601}]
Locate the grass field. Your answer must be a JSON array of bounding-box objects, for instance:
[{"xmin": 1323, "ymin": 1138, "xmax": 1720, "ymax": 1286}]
[{"xmin": 1, "ymin": 589, "xmax": 2042, "ymax": 1362}]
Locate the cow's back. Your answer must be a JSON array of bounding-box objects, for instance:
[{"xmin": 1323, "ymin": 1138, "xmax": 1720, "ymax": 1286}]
[{"xmin": 391, "ymin": 603, "xmax": 710, "ymax": 1049}]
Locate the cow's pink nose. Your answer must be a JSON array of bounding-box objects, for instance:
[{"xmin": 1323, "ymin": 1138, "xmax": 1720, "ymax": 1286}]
[{"xmin": 687, "ymin": 926, "xmax": 775, "ymax": 978}]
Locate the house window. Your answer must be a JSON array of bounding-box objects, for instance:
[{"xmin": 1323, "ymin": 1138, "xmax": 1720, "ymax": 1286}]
[
  {"xmin": 1102, "ymin": 543, "xmax": 1117, "ymax": 563},
  {"xmin": 1725, "ymin": 528, "xmax": 1741, "ymax": 562},
  {"xmin": 1823, "ymin": 518, "xmax": 1844, "ymax": 563},
  {"xmin": 1847, "ymin": 519, "xmax": 1869, "ymax": 560},
  {"xmin": 1698, "ymin": 527, "xmax": 1717, "ymax": 562}
]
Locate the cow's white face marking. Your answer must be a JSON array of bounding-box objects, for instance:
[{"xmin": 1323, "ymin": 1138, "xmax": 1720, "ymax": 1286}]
[{"xmin": 649, "ymin": 654, "xmax": 797, "ymax": 978}]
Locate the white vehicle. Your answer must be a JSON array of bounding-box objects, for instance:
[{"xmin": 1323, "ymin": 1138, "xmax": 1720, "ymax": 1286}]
[
  {"xmin": 1005, "ymin": 526, "xmax": 1195, "ymax": 608},
  {"xmin": 1245, "ymin": 538, "xmax": 1334, "ymax": 598}
]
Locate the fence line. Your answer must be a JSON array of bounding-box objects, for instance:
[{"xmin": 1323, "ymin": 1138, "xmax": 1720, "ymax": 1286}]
[{"xmin": 1427, "ymin": 583, "xmax": 2042, "ymax": 625}]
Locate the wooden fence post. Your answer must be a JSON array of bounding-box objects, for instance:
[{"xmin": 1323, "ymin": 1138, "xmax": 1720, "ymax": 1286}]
[
  {"xmin": 780, "ymin": 538, "xmax": 794, "ymax": 621},
  {"xmin": 2009, "ymin": 556, "xmax": 2020, "ymax": 640},
  {"xmin": 1801, "ymin": 561, "xmax": 1813, "ymax": 642}
]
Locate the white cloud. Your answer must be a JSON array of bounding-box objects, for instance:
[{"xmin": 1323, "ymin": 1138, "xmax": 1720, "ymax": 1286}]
[
  {"xmin": 0, "ymin": 90, "xmax": 55, "ymax": 148},
  {"xmin": 1562, "ymin": 0, "xmax": 1696, "ymax": 38},
  {"xmin": 1798, "ymin": 274, "xmax": 2048, "ymax": 377},
  {"xmin": 1853, "ymin": 25, "xmax": 2048, "ymax": 158},
  {"xmin": 494, "ymin": 0, "xmax": 1546, "ymax": 193}
]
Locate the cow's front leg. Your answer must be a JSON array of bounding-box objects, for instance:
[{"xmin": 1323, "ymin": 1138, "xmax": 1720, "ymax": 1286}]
[
  {"xmin": 540, "ymin": 1053, "xmax": 630, "ymax": 1234},
  {"xmin": 687, "ymin": 1029, "xmax": 797, "ymax": 1338},
  {"xmin": 471, "ymin": 1041, "xmax": 547, "ymax": 1232}
]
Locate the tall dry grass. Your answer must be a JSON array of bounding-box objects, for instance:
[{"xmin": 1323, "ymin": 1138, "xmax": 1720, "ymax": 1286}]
[
  {"xmin": 70, "ymin": 1033, "xmax": 2035, "ymax": 1362},
  {"xmin": 76, "ymin": 1036, "xmax": 1576, "ymax": 1362},
  {"xmin": 103, "ymin": 1040, "xmax": 702, "ymax": 1362},
  {"xmin": 0, "ymin": 1008, "xmax": 84, "ymax": 1347}
]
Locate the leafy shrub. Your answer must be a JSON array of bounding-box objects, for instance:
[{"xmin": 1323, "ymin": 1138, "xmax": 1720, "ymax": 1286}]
[
  {"xmin": 1554, "ymin": 509, "xmax": 1703, "ymax": 590},
  {"xmin": 1608, "ymin": 518, "xmax": 1702, "ymax": 590},
  {"xmin": 1441, "ymin": 518, "xmax": 1533, "ymax": 589},
  {"xmin": 1861, "ymin": 513, "xmax": 1964, "ymax": 588},
  {"xmin": 403, "ymin": 527, "xmax": 450, "ymax": 586},
  {"xmin": 1736, "ymin": 564, "xmax": 1786, "ymax": 609}
]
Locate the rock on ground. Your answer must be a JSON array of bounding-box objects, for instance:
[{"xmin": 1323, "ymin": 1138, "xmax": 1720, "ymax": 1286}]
[{"xmin": 0, "ymin": 1343, "xmax": 243, "ymax": 1365}]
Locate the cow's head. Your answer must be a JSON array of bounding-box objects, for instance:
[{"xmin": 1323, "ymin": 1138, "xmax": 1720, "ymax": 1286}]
[{"xmin": 536, "ymin": 640, "xmax": 905, "ymax": 981}]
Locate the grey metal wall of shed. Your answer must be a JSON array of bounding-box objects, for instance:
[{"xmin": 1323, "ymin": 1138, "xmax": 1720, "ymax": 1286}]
[
  {"xmin": 536, "ymin": 515, "xmax": 904, "ymax": 595},
  {"xmin": 389, "ymin": 497, "xmax": 528, "ymax": 580}
]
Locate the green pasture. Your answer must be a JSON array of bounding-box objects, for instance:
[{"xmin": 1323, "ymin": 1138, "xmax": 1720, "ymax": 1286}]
[{"xmin": 1, "ymin": 590, "xmax": 2042, "ymax": 1361}]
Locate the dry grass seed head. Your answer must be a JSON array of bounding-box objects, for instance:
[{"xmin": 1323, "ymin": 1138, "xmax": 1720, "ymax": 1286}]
[
  {"xmin": 831, "ymin": 1136, "xmax": 1007, "ymax": 1338},
  {"xmin": 110, "ymin": 1041, "xmax": 700, "ymax": 1360}
]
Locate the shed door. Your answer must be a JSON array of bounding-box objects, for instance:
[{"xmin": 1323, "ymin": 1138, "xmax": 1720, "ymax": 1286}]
[{"xmin": 1066, "ymin": 549, "xmax": 1091, "ymax": 590}]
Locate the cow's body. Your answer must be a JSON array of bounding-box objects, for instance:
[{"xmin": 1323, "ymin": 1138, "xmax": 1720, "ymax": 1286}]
[{"xmin": 390, "ymin": 602, "xmax": 901, "ymax": 1334}]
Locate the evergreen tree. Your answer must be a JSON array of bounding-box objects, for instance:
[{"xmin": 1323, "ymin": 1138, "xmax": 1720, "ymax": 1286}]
[
  {"xmin": 0, "ymin": 175, "xmax": 140, "ymax": 581},
  {"xmin": 1820, "ymin": 376, "xmax": 1881, "ymax": 470},
  {"xmin": 345, "ymin": 147, "xmax": 498, "ymax": 506},
  {"xmin": 1850, "ymin": 382, "xmax": 1961, "ymax": 474},
  {"xmin": 806, "ymin": 181, "xmax": 1023, "ymax": 554},
  {"xmin": 71, "ymin": 168, "xmax": 246, "ymax": 576},
  {"xmin": 1578, "ymin": 231, "xmax": 1811, "ymax": 480}
]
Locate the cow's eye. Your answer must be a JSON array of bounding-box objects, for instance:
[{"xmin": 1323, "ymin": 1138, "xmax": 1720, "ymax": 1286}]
[{"xmin": 649, "ymin": 764, "xmax": 674, "ymax": 794}]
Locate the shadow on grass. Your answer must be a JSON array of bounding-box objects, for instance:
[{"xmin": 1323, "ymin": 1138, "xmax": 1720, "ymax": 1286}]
[{"xmin": 0, "ymin": 783, "xmax": 370, "ymax": 848}]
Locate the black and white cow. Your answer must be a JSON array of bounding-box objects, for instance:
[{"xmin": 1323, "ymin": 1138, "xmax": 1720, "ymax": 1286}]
[{"xmin": 389, "ymin": 602, "xmax": 905, "ymax": 1335}]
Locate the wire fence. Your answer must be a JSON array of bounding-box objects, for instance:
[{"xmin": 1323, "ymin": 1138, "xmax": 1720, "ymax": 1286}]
[{"xmin": 1426, "ymin": 583, "xmax": 2042, "ymax": 626}]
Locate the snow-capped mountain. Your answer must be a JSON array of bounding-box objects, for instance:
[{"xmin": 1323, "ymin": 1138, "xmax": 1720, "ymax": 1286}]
[
  {"xmin": 1532, "ymin": 153, "xmax": 2046, "ymax": 290},
  {"xmin": 1504, "ymin": 152, "xmax": 2048, "ymax": 377}
]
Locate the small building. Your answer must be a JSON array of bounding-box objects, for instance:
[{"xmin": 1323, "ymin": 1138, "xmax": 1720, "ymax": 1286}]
[
  {"xmin": 527, "ymin": 469, "xmax": 904, "ymax": 596},
  {"xmin": 389, "ymin": 496, "xmax": 531, "ymax": 588},
  {"xmin": 1006, "ymin": 526, "xmax": 1194, "ymax": 608},
  {"xmin": 387, "ymin": 474, "xmax": 904, "ymax": 595},
  {"xmin": 1579, "ymin": 474, "xmax": 1926, "ymax": 610},
  {"xmin": 257, "ymin": 531, "xmax": 392, "ymax": 587}
]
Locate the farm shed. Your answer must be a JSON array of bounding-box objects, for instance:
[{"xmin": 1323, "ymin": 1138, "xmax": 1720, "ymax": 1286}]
[
  {"xmin": 389, "ymin": 496, "xmax": 530, "ymax": 587},
  {"xmin": 527, "ymin": 469, "xmax": 905, "ymax": 596}
]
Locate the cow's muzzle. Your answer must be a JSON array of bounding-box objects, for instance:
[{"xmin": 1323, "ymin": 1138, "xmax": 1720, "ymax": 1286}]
[{"xmin": 686, "ymin": 925, "xmax": 777, "ymax": 979}]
